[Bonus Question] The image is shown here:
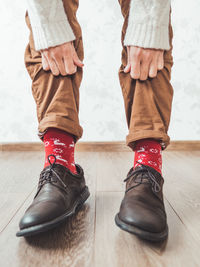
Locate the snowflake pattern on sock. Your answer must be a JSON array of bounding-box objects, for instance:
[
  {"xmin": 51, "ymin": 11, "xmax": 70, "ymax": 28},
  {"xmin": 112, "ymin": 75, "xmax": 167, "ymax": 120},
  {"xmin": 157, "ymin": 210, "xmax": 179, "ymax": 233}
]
[
  {"xmin": 43, "ymin": 128, "xmax": 77, "ymax": 174},
  {"xmin": 134, "ymin": 139, "xmax": 162, "ymax": 174}
]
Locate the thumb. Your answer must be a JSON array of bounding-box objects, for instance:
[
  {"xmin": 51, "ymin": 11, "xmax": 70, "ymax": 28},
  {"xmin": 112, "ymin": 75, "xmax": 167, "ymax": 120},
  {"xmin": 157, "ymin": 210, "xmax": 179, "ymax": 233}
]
[{"xmin": 124, "ymin": 46, "xmax": 131, "ymax": 73}]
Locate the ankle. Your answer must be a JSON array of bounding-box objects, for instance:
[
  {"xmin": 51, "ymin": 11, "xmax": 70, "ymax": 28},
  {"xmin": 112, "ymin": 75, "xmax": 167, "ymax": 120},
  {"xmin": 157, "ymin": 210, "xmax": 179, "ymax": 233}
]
[
  {"xmin": 134, "ymin": 138, "xmax": 162, "ymax": 175},
  {"xmin": 43, "ymin": 128, "xmax": 77, "ymax": 174}
]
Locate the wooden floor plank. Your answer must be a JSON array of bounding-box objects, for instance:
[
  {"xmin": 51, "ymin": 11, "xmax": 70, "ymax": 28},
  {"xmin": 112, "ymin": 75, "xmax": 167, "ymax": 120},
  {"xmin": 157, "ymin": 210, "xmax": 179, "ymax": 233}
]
[
  {"xmin": 0, "ymin": 152, "xmax": 43, "ymax": 232},
  {"xmin": 163, "ymin": 151, "xmax": 200, "ymax": 246},
  {"xmin": 96, "ymin": 151, "xmax": 133, "ymax": 192},
  {"xmin": 1, "ymin": 151, "xmax": 200, "ymax": 266},
  {"xmin": 94, "ymin": 191, "xmax": 199, "ymax": 267},
  {"xmin": 96, "ymin": 151, "xmax": 200, "ymax": 246},
  {"xmin": 0, "ymin": 152, "xmax": 97, "ymax": 267},
  {"xmin": 95, "ymin": 151, "xmax": 200, "ymax": 266}
]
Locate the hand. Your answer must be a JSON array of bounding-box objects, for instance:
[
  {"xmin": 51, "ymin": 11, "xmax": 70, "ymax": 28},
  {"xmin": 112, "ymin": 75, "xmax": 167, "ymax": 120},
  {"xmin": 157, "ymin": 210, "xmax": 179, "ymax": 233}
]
[
  {"xmin": 40, "ymin": 41, "xmax": 84, "ymax": 76},
  {"xmin": 124, "ymin": 46, "xmax": 164, "ymax": 81}
]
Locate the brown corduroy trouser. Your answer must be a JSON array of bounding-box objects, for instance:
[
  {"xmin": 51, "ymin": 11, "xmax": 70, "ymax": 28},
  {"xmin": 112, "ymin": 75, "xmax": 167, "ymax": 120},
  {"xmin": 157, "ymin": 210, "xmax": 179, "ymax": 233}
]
[{"xmin": 24, "ymin": 0, "xmax": 173, "ymax": 151}]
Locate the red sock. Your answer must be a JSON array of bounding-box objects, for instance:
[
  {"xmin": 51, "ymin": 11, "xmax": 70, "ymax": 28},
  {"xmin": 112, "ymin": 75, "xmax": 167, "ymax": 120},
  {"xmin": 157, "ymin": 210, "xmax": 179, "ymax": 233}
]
[
  {"xmin": 134, "ymin": 139, "xmax": 162, "ymax": 175},
  {"xmin": 43, "ymin": 128, "xmax": 77, "ymax": 174}
]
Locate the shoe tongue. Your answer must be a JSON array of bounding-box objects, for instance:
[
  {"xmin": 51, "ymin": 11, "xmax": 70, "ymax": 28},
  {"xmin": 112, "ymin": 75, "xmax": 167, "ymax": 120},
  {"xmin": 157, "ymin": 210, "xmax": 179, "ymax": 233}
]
[
  {"xmin": 134, "ymin": 165, "xmax": 143, "ymax": 171},
  {"xmin": 133, "ymin": 165, "xmax": 156, "ymax": 182},
  {"xmin": 134, "ymin": 165, "xmax": 149, "ymax": 175},
  {"xmin": 134, "ymin": 164, "xmax": 159, "ymax": 176}
]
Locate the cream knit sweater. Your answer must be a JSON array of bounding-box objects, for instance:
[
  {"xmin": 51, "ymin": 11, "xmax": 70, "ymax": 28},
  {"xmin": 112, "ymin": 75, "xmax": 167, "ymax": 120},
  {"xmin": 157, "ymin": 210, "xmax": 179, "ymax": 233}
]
[{"xmin": 26, "ymin": 0, "xmax": 171, "ymax": 52}]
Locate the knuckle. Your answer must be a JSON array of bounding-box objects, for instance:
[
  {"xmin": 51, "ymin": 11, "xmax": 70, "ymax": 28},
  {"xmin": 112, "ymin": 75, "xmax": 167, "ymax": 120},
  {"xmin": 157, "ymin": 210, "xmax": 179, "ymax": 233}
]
[
  {"xmin": 131, "ymin": 73, "xmax": 139, "ymax": 79},
  {"xmin": 133, "ymin": 51, "xmax": 140, "ymax": 59}
]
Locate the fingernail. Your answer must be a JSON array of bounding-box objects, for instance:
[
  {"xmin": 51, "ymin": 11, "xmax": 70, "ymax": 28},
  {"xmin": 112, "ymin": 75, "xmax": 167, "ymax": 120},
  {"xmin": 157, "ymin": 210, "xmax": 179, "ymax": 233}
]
[{"xmin": 124, "ymin": 66, "xmax": 128, "ymax": 72}]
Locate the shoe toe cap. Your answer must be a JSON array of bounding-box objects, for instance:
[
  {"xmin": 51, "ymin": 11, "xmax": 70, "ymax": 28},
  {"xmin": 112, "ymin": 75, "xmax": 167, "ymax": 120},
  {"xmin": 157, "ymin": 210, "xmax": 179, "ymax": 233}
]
[
  {"xmin": 19, "ymin": 201, "xmax": 64, "ymax": 230},
  {"xmin": 119, "ymin": 201, "xmax": 166, "ymax": 233}
]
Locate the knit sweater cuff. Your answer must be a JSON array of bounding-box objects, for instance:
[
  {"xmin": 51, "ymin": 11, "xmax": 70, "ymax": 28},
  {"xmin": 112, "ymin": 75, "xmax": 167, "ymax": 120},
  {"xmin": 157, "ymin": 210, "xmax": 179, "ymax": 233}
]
[
  {"xmin": 124, "ymin": 23, "xmax": 170, "ymax": 51},
  {"xmin": 32, "ymin": 20, "xmax": 76, "ymax": 51}
]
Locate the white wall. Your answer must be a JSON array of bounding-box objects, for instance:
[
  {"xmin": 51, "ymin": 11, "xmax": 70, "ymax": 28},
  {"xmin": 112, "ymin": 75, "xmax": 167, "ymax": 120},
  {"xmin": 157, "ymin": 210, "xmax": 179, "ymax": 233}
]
[{"xmin": 0, "ymin": 0, "xmax": 199, "ymax": 142}]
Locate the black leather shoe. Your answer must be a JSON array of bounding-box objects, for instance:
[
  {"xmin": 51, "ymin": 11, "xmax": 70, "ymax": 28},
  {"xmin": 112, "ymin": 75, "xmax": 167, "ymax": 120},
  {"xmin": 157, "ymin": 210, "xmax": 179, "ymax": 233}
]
[
  {"xmin": 16, "ymin": 154, "xmax": 90, "ymax": 237},
  {"xmin": 115, "ymin": 163, "xmax": 168, "ymax": 242}
]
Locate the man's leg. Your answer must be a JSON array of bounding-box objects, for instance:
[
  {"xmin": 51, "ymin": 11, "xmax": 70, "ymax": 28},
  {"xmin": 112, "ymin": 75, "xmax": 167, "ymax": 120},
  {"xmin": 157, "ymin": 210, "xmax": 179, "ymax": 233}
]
[
  {"xmin": 16, "ymin": 0, "xmax": 90, "ymax": 237},
  {"xmin": 118, "ymin": 0, "xmax": 173, "ymax": 151},
  {"xmin": 115, "ymin": 0, "xmax": 173, "ymax": 241},
  {"xmin": 24, "ymin": 0, "xmax": 84, "ymax": 173},
  {"xmin": 24, "ymin": 1, "xmax": 83, "ymax": 142}
]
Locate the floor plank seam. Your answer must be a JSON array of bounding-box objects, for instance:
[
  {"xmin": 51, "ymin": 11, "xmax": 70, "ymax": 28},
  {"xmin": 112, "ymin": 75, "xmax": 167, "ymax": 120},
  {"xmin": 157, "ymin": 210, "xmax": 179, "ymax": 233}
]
[
  {"xmin": 0, "ymin": 185, "xmax": 37, "ymax": 235},
  {"xmin": 91, "ymin": 190, "xmax": 97, "ymax": 265},
  {"xmin": 91, "ymin": 160, "xmax": 98, "ymax": 266},
  {"xmin": 165, "ymin": 197, "xmax": 185, "ymax": 226}
]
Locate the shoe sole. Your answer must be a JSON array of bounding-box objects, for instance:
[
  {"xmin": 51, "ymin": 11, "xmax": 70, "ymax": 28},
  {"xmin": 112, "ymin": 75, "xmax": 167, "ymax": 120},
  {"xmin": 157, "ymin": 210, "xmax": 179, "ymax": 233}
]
[
  {"xmin": 16, "ymin": 186, "xmax": 90, "ymax": 237},
  {"xmin": 115, "ymin": 213, "xmax": 168, "ymax": 242}
]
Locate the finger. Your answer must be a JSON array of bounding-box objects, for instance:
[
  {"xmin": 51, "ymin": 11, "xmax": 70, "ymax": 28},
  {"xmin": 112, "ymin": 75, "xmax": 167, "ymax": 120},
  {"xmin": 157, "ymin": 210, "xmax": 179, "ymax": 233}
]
[
  {"xmin": 41, "ymin": 53, "xmax": 50, "ymax": 71},
  {"xmin": 47, "ymin": 57, "xmax": 60, "ymax": 76},
  {"xmin": 124, "ymin": 46, "xmax": 131, "ymax": 73},
  {"xmin": 157, "ymin": 51, "xmax": 164, "ymax": 70},
  {"xmin": 73, "ymin": 56, "xmax": 84, "ymax": 67},
  {"xmin": 124, "ymin": 63, "xmax": 131, "ymax": 73},
  {"xmin": 130, "ymin": 59, "xmax": 140, "ymax": 79},
  {"xmin": 140, "ymin": 60, "xmax": 150, "ymax": 81},
  {"xmin": 71, "ymin": 45, "xmax": 84, "ymax": 67},
  {"xmin": 73, "ymin": 53, "xmax": 84, "ymax": 67},
  {"xmin": 54, "ymin": 57, "xmax": 67, "ymax": 76},
  {"xmin": 149, "ymin": 56, "xmax": 158, "ymax": 78},
  {"xmin": 63, "ymin": 55, "xmax": 77, "ymax": 75}
]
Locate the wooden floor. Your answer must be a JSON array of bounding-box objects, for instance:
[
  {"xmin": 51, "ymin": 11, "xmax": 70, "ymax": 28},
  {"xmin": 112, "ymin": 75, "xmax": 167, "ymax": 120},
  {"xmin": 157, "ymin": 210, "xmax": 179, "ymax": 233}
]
[{"xmin": 0, "ymin": 150, "xmax": 200, "ymax": 267}]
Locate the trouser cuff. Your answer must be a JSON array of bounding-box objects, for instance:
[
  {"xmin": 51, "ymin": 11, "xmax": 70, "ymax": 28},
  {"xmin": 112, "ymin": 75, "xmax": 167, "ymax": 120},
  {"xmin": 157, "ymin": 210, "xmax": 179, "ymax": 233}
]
[
  {"xmin": 126, "ymin": 130, "xmax": 170, "ymax": 151},
  {"xmin": 37, "ymin": 115, "xmax": 83, "ymax": 144}
]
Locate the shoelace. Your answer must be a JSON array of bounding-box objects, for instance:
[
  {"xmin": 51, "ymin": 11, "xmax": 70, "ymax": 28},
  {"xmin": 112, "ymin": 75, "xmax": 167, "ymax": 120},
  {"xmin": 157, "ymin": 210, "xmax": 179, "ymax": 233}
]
[
  {"xmin": 38, "ymin": 154, "xmax": 67, "ymax": 189},
  {"xmin": 124, "ymin": 161, "xmax": 161, "ymax": 194}
]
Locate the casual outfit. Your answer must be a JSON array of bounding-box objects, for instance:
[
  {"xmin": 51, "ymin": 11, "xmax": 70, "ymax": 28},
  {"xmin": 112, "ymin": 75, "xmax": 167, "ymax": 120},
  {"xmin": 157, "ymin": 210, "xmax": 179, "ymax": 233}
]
[
  {"xmin": 16, "ymin": 0, "xmax": 174, "ymax": 241},
  {"xmin": 24, "ymin": 0, "xmax": 173, "ymax": 150}
]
